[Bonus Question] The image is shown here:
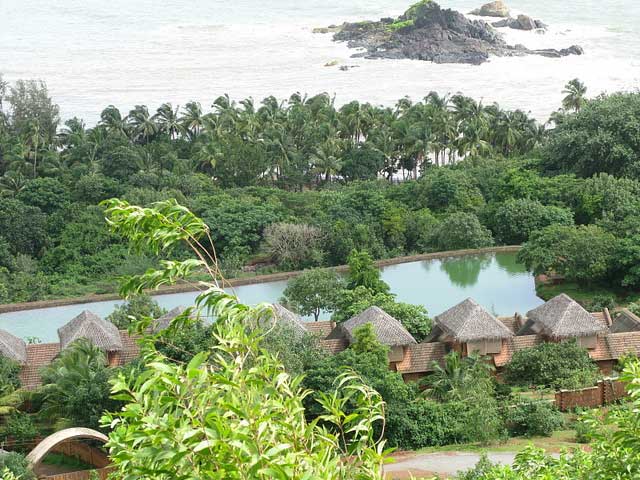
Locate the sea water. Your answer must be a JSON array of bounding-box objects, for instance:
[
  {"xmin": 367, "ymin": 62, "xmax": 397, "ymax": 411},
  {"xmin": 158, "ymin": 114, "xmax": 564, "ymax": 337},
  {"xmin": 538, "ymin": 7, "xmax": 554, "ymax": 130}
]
[{"xmin": 0, "ymin": 0, "xmax": 638, "ymax": 122}]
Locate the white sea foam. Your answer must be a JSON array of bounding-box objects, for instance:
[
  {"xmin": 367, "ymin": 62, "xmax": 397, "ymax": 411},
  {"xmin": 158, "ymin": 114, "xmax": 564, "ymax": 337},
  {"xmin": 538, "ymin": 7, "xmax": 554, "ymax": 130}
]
[{"xmin": 0, "ymin": 0, "xmax": 638, "ymax": 122}]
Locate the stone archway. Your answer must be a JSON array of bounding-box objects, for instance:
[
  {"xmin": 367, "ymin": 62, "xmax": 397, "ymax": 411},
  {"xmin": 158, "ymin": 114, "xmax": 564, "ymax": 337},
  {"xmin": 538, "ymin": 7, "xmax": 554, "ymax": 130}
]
[{"xmin": 26, "ymin": 427, "xmax": 109, "ymax": 472}]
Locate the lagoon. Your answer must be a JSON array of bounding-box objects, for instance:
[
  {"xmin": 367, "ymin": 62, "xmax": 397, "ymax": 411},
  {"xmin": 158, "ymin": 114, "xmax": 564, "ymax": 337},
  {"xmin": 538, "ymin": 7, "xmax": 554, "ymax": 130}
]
[{"xmin": 0, "ymin": 252, "xmax": 543, "ymax": 342}]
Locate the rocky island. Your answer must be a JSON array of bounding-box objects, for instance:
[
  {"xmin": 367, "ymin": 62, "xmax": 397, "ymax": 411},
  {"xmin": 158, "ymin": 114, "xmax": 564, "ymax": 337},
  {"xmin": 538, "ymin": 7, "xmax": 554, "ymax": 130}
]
[{"xmin": 326, "ymin": 0, "xmax": 583, "ymax": 65}]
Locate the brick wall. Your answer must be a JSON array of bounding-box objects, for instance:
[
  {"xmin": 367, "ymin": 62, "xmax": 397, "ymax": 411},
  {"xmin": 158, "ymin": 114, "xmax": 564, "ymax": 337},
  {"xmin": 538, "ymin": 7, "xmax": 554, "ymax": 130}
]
[{"xmin": 555, "ymin": 379, "xmax": 628, "ymax": 411}]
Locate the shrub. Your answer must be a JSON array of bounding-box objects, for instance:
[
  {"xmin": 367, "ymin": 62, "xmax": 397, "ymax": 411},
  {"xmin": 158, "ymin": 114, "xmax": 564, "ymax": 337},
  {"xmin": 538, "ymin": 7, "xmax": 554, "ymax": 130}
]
[
  {"xmin": 0, "ymin": 356, "xmax": 21, "ymax": 396},
  {"xmin": 0, "ymin": 452, "xmax": 35, "ymax": 480},
  {"xmin": 1, "ymin": 413, "xmax": 38, "ymax": 452},
  {"xmin": 489, "ymin": 199, "xmax": 574, "ymax": 244},
  {"xmin": 504, "ymin": 340, "xmax": 600, "ymax": 390},
  {"xmin": 264, "ymin": 222, "xmax": 325, "ymax": 269},
  {"xmin": 433, "ymin": 213, "xmax": 494, "ymax": 251},
  {"xmin": 505, "ymin": 402, "xmax": 565, "ymax": 437},
  {"xmin": 585, "ymin": 293, "xmax": 616, "ymax": 312},
  {"xmin": 106, "ymin": 294, "xmax": 165, "ymax": 329}
]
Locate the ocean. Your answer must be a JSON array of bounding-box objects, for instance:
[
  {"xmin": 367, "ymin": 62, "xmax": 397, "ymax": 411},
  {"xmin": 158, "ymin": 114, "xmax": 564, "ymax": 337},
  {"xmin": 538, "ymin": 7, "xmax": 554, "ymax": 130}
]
[{"xmin": 0, "ymin": 0, "xmax": 638, "ymax": 122}]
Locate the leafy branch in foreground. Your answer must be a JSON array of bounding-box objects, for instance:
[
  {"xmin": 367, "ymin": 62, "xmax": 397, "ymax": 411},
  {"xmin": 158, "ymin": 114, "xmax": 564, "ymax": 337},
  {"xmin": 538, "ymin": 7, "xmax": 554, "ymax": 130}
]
[{"xmin": 101, "ymin": 199, "xmax": 390, "ymax": 479}]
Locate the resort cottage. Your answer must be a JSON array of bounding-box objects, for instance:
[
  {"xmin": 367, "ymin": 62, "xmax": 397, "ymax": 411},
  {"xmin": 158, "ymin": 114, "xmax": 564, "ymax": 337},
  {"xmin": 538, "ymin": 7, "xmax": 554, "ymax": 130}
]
[{"xmin": 4, "ymin": 293, "xmax": 640, "ymax": 389}]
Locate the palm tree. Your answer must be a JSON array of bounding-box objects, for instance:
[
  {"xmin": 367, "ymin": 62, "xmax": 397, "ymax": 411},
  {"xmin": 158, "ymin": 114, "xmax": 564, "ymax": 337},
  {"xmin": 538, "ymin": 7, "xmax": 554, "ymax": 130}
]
[
  {"xmin": 181, "ymin": 101, "xmax": 204, "ymax": 140},
  {"xmin": 0, "ymin": 171, "xmax": 27, "ymax": 197},
  {"xmin": 422, "ymin": 351, "xmax": 494, "ymax": 401},
  {"xmin": 562, "ymin": 78, "xmax": 587, "ymax": 112},
  {"xmin": 127, "ymin": 105, "xmax": 158, "ymax": 143},
  {"xmin": 310, "ymin": 138, "xmax": 342, "ymax": 183},
  {"xmin": 99, "ymin": 105, "xmax": 129, "ymax": 138},
  {"xmin": 154, "ymin": 103, "xmax": 183, "ymax": 140}
]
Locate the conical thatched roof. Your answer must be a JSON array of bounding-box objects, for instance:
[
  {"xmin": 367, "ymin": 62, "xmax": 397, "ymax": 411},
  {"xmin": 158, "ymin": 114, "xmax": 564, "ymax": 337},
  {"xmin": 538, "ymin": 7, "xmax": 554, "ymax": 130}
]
[
  {"xmin": 434, "ymin": 298, "xmax": 513, "ymax": 342},
  {"xmin": 58, "ymin": 311, "xmax": 123, "ymax": 351},
  {"xmin": 526, "ymin": 293, "xmax": 607, "ymax": 339},
  {"xmin": 0, "ymin": 329, "xmax": 27, "ymax": 364},
  {"xmin": 271, "ymin": 304, "xmax": 308, "ymax": 337},
  {"xmin": 151, "ymin": 306, "xmax": 187, "ymax": 333},
  {"xmin": 341, "ymin": 306, "xmax": 416, "ymax": 347}
]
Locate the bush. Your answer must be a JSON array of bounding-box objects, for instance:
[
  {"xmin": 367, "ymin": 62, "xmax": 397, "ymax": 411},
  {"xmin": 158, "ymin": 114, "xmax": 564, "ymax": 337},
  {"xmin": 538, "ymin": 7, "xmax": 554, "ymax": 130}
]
[
  {"xmin": 585, "ymin": 293, "xmax": 616, "ymax": 312},
  {"xmin": 0, "ymin": 357, "xmax": 21, "ymax": 396},
  {"xmin": 504, "ymin": 340, "xmax": 600, "ymax": 390},
  {"xmin": 106, "ymin": 294, "xmax": 165, "ymax": 329},
  {"xmin": 505, "ymin": 402, "xmax": 565, "ymax": 437},
  {"xmin": 1, "ymin": 413, "xmax": 38, "ymax": 453},
  {"xmin": 433, "ymin": 212, "xmax": 493, "ymax": 251},
  {"xmin": 489, "ymin": 199, "xmax": 574, "ymax": 245},
  {"xmin": 0, "ymin": 452, "xmax": 35, "ymax": 480}
]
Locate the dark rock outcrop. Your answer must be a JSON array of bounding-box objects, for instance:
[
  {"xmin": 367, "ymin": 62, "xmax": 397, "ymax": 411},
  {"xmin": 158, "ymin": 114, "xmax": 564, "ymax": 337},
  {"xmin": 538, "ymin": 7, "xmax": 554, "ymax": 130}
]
[
  {"xmin": 492, "ymin": 14, "xmax": 547, "ymax": 30},
  {"xmin": 329, "ymin": 1, "xmax": 583, "ymax": 65}
]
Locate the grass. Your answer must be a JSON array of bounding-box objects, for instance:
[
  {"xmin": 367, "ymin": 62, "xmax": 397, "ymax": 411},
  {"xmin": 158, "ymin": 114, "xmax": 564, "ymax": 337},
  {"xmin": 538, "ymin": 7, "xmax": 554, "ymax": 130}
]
[{"xmin": 413, "ymin": 429, "xmax": 585, "ymax": 455}]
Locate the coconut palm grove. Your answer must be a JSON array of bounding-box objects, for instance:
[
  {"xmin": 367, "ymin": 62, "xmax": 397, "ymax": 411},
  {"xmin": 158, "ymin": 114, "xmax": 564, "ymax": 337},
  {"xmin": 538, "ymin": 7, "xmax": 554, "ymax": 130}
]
[{"xmin": 2, "ymin": 1, "xmax": 640, "ymax": 478}]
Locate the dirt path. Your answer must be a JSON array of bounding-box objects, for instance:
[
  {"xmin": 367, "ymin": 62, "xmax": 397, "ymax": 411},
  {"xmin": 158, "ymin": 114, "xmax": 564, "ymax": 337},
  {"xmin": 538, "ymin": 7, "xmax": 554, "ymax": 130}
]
[{"xmin": 385, "ymin": 452, "xmax": 518, "ymax": 478}]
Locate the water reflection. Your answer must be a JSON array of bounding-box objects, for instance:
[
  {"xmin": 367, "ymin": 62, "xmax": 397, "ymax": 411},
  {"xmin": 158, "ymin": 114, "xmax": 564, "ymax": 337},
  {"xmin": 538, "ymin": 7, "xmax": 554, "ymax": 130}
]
[
  {"xmin": 0, "ymin": 252, "xmax": 543, "ymax": 341},
  {"xmin": 494, "ymin": 251, "xmax": 526, "ymax": 275},
  {"xmin": 439, "ymin": 255, "xmax": 492, "ymax": 288}
]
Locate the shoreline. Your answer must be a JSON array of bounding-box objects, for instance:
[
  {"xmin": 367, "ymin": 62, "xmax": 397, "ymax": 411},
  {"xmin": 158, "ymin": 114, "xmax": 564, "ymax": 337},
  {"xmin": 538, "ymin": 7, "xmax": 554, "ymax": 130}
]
[{"xmin": 0, "ymin": 246, "xmax": 520, "ymax": 314}]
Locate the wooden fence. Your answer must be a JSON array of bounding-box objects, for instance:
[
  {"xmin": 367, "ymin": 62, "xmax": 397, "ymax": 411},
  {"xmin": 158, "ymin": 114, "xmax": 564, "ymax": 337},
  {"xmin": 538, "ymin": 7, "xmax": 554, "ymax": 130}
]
[
  {"xmin": 555, "ymin": 378, "xmax": 627, "ymax": 411},
  {"xmin": 42, "ymin": 466, "xmax": 114, "ymax": 480}
]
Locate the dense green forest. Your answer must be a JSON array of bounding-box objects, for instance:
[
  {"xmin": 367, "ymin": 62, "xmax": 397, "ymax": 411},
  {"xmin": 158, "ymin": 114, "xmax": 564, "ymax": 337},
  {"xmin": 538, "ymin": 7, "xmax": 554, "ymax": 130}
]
[{"xmin": 1, "ymin": 75, "xmax": 640, "ymax": 304}]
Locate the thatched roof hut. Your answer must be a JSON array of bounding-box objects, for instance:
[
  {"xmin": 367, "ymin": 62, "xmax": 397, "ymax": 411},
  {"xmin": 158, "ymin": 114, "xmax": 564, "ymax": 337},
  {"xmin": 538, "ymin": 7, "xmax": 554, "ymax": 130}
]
[
  {"xmin": 525, "ymin": 293, "xmax": 607, "ymax": 339},
  {"xmin": 341, "ymin": 306, "xmax": 416, "ymax": 347},
  {"xmin": 0, "ymin": 329, "xmax": 27, "ymax": 364},
  {"xmin": 151, "ymin": 306, "xmax": 188, "ymax": 333},
  {"xmin": 433, "ymin": 298, "xmax": 513, "ymax": 343},
  {"xmin": 58, "ymin": 311, "xmax": 123, "ymax": 351},
  {"xmin": 270, "ymin": 304, "xmax": 309, "ymax": 337}
]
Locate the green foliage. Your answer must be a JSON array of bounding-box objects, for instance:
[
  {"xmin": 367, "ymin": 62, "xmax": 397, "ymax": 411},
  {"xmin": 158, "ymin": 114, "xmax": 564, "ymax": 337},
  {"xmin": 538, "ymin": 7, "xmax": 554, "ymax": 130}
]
[
  {"xmin": 153, "ymin": 319, "xmax": 215, "ymax": 364},
  {"xmin": 518, "ymin": 224, "xmax": 617, "ymax": 285},
  {"xmin": 347, "ymin": 250, "xmax": 390, "ymax": 294},
  {"xmin": 0, "ymin": 452, "xmax": 35, "ymax": 480},
  {"xmin": 260, "ymin": 323, "xmax": 326, "ymax": 376},
  {"xmin": 434, "ymin": 212, "xmax": 494, "ymax": 251},
  {"xmin": 281, "ymin": 268, "xmax": 344, "ymax": 321},
  {"xmin": 545, "ymin": 92, "xmax": 640, "ymax": 178},
  {"xmin": 1, "ymin": 413, "xmax": 38, "ymax": 453},
  {"xmin": 106, "ymin": 294, "xmax": 165, "ymax": 329},
  {"xmin": 488, "ymin": 199, "xmax": 574, "ymax": 244},
  {"xmin": 504, "ymin": 340, "xmax": 600, "ymax": 390},
  {"xmin": 504, "ymin": 401, "xmax": 565, "ymax": 437},
  {"xmin": 453, "ymin": 361, "xmax": 640, "ymax": 478},
  {"xmin": 0, "ymin": 199, "xmax": 47, "ymax": 256},
  {"xmin": 40, "ymin": 339, "xmax": 120, "ymax": 430},
  {"xmin": 0, "ymin": 356, "xmax": 21, "ymax": 396},
  {"xmin": 102, "ymin": 199, "xmax": 388, "ymax": 479}
]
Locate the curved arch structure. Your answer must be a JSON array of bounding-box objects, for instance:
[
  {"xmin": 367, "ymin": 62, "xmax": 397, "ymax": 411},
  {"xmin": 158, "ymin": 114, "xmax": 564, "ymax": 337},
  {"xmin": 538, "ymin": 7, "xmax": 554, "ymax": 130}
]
[{"xmin": 26, "ymin": 427, "xmax": 109, "ymax": 468}]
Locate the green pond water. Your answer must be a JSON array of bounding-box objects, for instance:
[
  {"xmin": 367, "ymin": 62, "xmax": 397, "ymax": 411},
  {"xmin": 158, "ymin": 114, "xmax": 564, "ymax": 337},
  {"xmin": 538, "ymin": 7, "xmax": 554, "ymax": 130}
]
[{"xmin": 0, "ymin": 252, "xmax": 543, "ymax": 342}]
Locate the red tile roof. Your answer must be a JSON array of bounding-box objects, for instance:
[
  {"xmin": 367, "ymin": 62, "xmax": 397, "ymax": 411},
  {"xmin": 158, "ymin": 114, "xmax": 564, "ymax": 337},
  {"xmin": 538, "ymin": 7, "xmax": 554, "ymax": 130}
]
[
  {"xmin": 18, "ymin": 331, "xmax": 140, "ymax": 390},
  {"xmin": 396, "ymin": 342, "xmax": 446, "ymax": 374},
  {"xmin": 305, "ymin": 321, "xmax": 335, "ymax": 339},
  {"xmin": 319, "ymin": 338, "xmax": 349, "ymax": 354},
  {"xmin": 493, "ymin": 335, "xmax": 542, "ymax": 367},
  {"xmin": 19, "ymin": 342, "xmax": 61, "ymax": 390}
]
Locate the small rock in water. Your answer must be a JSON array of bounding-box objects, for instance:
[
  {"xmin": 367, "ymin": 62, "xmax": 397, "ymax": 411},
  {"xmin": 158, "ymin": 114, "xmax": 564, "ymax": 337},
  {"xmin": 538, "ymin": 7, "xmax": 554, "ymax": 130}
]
[
  {"xmin": 470, "ymin": 0, "xmax": 510, "ymax": 18},
  {"xmin": 492, "ymin": 15, "xmax": 547, "ymax": 31}
]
